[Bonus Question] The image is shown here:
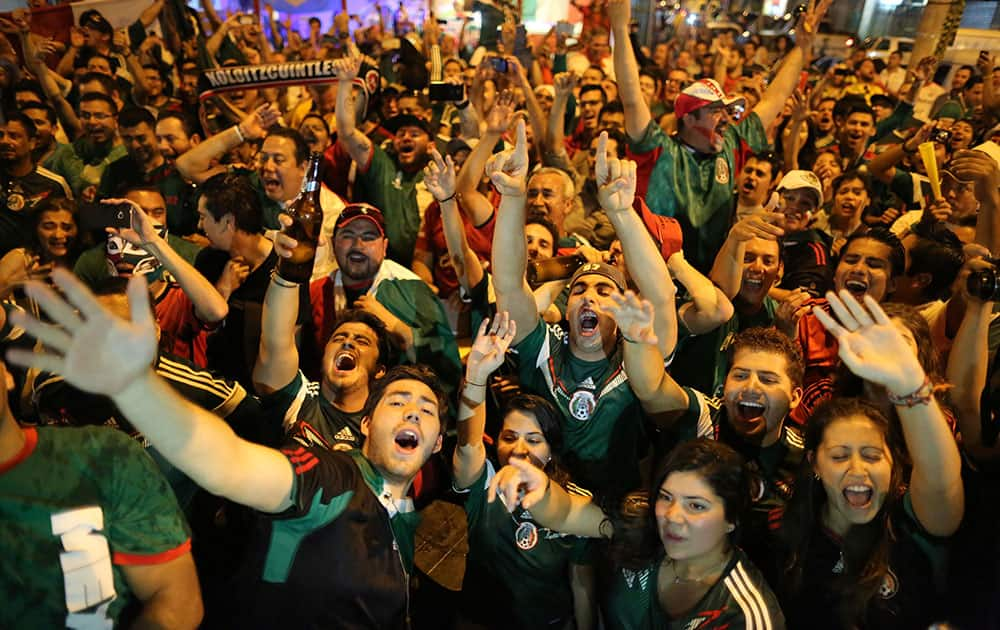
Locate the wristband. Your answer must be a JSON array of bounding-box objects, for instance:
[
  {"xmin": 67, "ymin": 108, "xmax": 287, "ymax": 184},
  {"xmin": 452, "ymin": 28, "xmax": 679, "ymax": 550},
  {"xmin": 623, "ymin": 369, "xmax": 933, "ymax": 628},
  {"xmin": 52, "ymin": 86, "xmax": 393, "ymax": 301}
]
[
  {"xmin": 464, "ymin": 377, "xmax": 487, "ymax": 387},
  {"xmin": 233, "ymin": 124, "xmax": 246, "ymax": 143},
  {"xmin": 438, "ymin": 193, "xmax": 456, "ymax": 204},
  {"xmin": 455, "ymin": 100, "xmax": 470, "ymax": 110},
  {"xmin": 270, "ymin": 269, "xmax": 299, "ymax": 288},
  {"xmin": 887, "ymin": 376, "xmax": 933, "ymax": 407}
]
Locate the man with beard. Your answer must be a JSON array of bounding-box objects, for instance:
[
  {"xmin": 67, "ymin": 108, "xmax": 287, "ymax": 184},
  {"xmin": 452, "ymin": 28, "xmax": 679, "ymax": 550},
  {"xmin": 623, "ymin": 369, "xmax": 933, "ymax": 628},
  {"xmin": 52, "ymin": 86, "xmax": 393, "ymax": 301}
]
[
  {"xmin": 5, "ymin": 270, "xmax": 448, "ymax": 629},
  {"xmin": 97, "ymin": 107, "xmax": 198, "ymax": 236},
  {"xmin": 491, "ymin": 123, "xmax": 678, "ymax": 499},
  {"xmin": 177, "ymin": 106, "xmax": 346, "ymax": 278},
  {"xmin": 154, "ymin": 111, "xmax": 201, "ymax": 163},
  {"xmin": 0, "ymin": 113, "xmax": 72, "ymax": 257},
  {"xmin": 335, "ymin": 56, "xmax": 432, "ymax": 267},
  {"xmin": 608, "ymin": 0, "xmax": 830, "ymax": 270},
  {"xmin": 303, "ymin": 204, "xmax": 462, "ymax": 398},
  {"xmin": 47, "ymin": 93, "xmax": 127, "ymax": 200}
]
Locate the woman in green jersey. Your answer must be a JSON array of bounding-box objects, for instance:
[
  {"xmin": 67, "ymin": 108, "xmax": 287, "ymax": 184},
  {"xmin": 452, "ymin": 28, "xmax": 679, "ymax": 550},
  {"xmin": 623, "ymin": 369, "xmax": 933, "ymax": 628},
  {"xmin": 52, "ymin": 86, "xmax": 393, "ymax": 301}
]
[
  {"xmin": 454, "ymin": 312, "xmax": 596, "ymax": 629},
  {"xmin": 488, "ymin": 436, "xmax": 785, "ymax": 630}
]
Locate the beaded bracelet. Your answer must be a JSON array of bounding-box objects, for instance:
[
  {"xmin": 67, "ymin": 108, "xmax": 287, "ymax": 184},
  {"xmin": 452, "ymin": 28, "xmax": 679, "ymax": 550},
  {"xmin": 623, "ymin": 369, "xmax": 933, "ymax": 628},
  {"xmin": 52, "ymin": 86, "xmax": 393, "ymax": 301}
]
[{"xmin": 887, "ymin": 376, "xmax": 933, "ymax": 407}]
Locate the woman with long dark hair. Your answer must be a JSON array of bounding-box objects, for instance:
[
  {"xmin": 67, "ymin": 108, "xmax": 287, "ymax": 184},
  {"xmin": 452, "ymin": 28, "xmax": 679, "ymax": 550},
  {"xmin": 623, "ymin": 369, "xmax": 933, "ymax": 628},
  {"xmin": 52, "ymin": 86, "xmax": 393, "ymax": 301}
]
[
  {"xmin": 777, "ymin": 291, "xmax": 964, "ymax": 628},
  {"xmin": 454, "ymin": 312, "xmax": 595, "ymax": 629},
  {"xmin": 488, "ymin": 437, "xmax": 784, "ymax": 629},
  {"xmin": 0, "ymin": 198, "xmax": 80, "ymax": 286}
]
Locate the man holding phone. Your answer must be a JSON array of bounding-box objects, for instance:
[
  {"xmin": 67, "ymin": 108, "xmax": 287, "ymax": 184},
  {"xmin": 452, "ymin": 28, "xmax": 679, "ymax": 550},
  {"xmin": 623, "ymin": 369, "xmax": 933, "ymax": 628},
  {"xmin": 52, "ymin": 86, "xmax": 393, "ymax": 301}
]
[{"xmin": 73, "ymin": 187, "xmax": 202, "ymax": 290}]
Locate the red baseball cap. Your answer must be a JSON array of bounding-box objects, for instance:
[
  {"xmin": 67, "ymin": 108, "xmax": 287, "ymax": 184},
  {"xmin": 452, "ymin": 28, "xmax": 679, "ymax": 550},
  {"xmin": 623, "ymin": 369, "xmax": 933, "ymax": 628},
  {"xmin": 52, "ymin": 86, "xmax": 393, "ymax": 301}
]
[{"xmin": 674, "ymin": 78, "xmax": 745, "ymax": 121}]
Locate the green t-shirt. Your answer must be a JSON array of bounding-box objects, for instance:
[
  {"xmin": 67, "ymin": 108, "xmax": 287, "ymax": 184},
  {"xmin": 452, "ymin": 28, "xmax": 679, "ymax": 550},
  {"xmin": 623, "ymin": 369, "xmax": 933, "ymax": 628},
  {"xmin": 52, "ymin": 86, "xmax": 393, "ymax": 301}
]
[
  {"xmin": 513, "ymin": 320, "xmax": 644, "ymax": 499},
  {"xmin": 629, "ymin": 114, "xmax": 769, "ymax": 271},
  {"xmin": 353, "ymin": 145, "xmax": 426, "ymax": 267},
  {"xmin": 47, "ymin": 139, "xmax": 128, "ymax": 198},
  {"xmin": 601, "ymin": 548, "xmax": 784, "ymax": 629},
  {"xmin": 459, "ymin": 461, "xmax": 591, "ymax": 629},
  {"xmin": 0, "ymin": 426, "xmax": 190, "ymax": 628}
]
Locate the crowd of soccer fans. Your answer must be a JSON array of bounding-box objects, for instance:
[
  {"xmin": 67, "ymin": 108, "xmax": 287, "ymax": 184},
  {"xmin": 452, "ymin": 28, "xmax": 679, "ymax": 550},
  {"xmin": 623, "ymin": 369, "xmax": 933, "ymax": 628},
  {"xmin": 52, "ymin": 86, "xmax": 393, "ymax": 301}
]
[{"xmin": 1, "ymin": 0, "xmax": 1000, "ymax": 627}]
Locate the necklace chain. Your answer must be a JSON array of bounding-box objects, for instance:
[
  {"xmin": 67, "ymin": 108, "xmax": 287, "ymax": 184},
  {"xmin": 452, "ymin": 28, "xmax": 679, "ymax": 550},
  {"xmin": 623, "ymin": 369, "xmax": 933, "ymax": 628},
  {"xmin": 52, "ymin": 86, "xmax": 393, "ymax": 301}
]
[{"xmin": 666, "ymin": 550, "xmax": 732, "ymax": 584}]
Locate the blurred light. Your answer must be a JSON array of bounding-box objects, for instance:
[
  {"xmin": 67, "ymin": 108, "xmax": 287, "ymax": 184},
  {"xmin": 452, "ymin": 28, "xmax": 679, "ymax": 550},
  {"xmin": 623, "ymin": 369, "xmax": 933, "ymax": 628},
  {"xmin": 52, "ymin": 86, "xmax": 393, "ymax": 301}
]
[
  {"xmin": 782, "ymin": 12, "xmax": 792, "ymax": 20},
  {"xmin": 845, "ymin": 37, "xmax": 855, "ymax": 47},
  {"xmin": 742, "ymin": 30, "xmax": 751, "ymax": 38},
  {"xmin": 686, "ymin": 12, "xmax": 699, "ymax": 24},
  {"xmin": 788, "ymin": 28, "xmax": 796, "ymax": 35}
]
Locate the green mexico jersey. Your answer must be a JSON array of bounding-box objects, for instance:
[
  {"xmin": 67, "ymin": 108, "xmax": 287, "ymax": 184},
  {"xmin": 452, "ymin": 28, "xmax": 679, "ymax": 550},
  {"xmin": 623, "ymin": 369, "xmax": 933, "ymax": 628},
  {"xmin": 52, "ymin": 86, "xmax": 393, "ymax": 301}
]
[
  {"xmin": 354, "ymin": 145, "xmax": 429, "ymax": 267},
  {"xmin": 0, "ymin": 426, "xmax": 190, "ymax": 628},
  {"xmin": 513, "ymin": 320, "xmax": 644, "ymax": 499},
  {"xmin": 459, "ymin": 461, "xmax": 592, "ymax": 629},
  {"xmin": 602, "ymin": 548, "xmax": 784, "ymax": 629},
  {"xmin": 629, "ymin": 115, "xmax": 769, "ymax": 271}
]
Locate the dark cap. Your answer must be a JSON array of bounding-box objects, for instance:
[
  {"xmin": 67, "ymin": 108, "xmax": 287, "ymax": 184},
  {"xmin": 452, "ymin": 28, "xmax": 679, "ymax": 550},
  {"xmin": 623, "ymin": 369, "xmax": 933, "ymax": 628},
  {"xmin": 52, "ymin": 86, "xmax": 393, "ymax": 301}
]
[
  {"xmin": 335, "ymin": 203, "xmax": 386, "ymax": 236},
  {"xmin": 446, "ymin": 137, "xmax": 471, "ymax": 157},
  {"xmin": 383, "ymin": 114, "xmax": 431, "ymax": 136},
  {"xmin": 80, "ymin": 10, "xmax": 113, "ymax": 35},
  {"xmin": 569, "ymin": 261, "xmax": 626, "ymax": 292}
]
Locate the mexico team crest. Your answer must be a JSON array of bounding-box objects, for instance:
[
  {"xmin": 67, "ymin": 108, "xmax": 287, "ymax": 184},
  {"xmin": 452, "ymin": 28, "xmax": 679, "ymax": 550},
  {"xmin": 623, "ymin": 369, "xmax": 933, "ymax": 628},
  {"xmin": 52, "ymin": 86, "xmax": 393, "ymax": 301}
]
[
  {"xmin": 515, "ymin": 521, "xmax": 538, "ymax": 550},
  {"xmin": 715, "ymin": 157, "xmax": 730, "ymax": 184},
  {"xmin": 569, "ymin": 390, "xmax": 596, "ymax": 421}
]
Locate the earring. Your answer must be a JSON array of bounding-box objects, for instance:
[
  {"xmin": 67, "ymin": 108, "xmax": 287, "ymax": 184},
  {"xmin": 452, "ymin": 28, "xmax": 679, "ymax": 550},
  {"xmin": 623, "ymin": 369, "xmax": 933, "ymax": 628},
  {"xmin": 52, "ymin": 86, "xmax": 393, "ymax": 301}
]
[{"xmin": 813, "ymin": 472, "xmax": 821, "ymax": 481}]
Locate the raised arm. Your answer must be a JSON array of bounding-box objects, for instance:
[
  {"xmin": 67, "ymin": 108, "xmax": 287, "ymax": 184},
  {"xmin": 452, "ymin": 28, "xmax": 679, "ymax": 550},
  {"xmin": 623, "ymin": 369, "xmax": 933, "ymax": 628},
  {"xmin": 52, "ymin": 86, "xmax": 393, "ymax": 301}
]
[
  {"xmin": 176, "ymin": 103, "xmax": 279, "ymax": 184},
  {"xmin": 508, "ymin": 57, "xmax": 547, "ymax": 156},
  {"xmin": 425, "ymin": 149, "xmax": 485, "ymax": 292},
  {"xmin": 489, "ymin": 120, "xmax": 540, "ymax": 344},
  {"xmin": 454, "ymin": 313, "xmax": 516, "ymax": 489},
  {"xmin": 13, "ymin": 24, "xmax": 82, "ymax": 138},
  {"xmin": 671, "ymin": 252, "xmax": 735, "ymax": 335},
  {"xmin": 8, "ymin": 271, "xmax": 295, "ymax": 514},
  {"xmin": 709, "ymin": 213, "xmax": 785, "ymax": 299},
  {"xmin": 607, "ymin": 0, "xmax": 651, "ymax": 140},
  {"xmin": 595, "ymin": 133, "xmax": 676, "ymax": 357},
  {"xmin": 544, "ymin": 71, "xmax": 577, "ymax": 166},
  {"xmin": 457, "ymin": 90, "xmax": 517, "ymax": 227},
  {"xmin": 813, "ymin": 291, "xmax": 963, "ymax": 537},
  {"xmin": 138, "ymin": 0, "xmax": 165, "ymax": 28},
  {"xmin": 488, "ymin": 457, "xmax": 610, "ymax": 538},
  {"xmin": 947, "ymin": 248, "xmax": 998, "ymax": 462},
  {"xmin": 106, "ymin": 198, "xmax": 227, "ymax": 324},
  {"xmin": 868, "ymin": 123, "xmax": 932, "ymax": 184},
  {"xmin": 951, "ymin": 148, "xmax": 1000, "ymax": 256},
  {"xmin": 252, "ymin": 216, "xmax": 305, "ymax": 395},
  {"xmin": 333, "ymin": 54, "xmax": 373, "ymax": 167},
  {"xmin": 754, "ymin": 0, "xmax": 831, "ymax": 128}
]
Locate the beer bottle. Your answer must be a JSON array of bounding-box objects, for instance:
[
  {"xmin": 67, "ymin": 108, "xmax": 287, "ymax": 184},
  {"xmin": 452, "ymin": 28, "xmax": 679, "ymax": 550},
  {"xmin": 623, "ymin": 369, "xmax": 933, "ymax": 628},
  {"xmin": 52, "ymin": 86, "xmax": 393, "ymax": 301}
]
[
  {"xmin": 526, "ymin": 253, "xmax": 586, "ymax": 286},
  {"xmin": 276, "ymin": 152, "xmax": 323, "ymax": 284}
]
